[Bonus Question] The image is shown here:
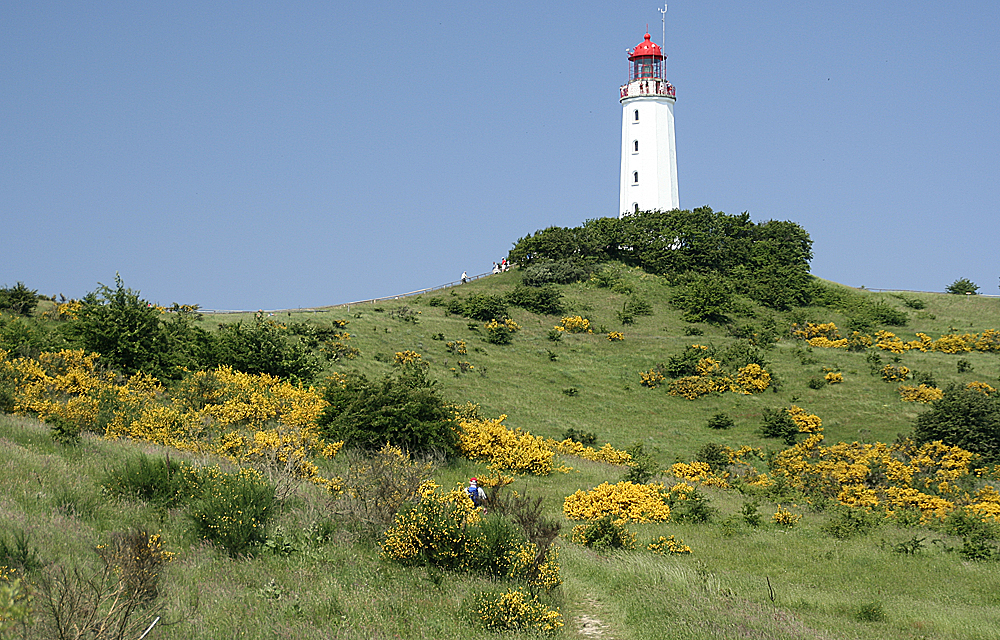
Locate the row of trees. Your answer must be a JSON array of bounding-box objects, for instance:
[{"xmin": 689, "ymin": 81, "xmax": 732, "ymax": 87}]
[
  {"xmin": 507, "ymin": 208, "xmax": 815, "ymax": 310},
  {"xmin": 1, "ymin": 276, "xmax": 318, "ymax": 381}
]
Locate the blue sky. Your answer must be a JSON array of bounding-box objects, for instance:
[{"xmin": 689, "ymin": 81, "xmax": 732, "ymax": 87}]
[{"xmin": 3, "ymin": 1, "xmax": 998, "ymax": 310}]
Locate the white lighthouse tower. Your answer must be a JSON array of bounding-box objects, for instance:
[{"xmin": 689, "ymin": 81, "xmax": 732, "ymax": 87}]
[{"xmin": 618, "ymin": 32, "xmax": 678, "ymax": 217}]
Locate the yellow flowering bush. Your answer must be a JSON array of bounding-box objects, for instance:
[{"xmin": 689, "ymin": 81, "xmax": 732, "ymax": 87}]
[
  {"xmin": 607, "ymin": 331, "xmax": 624, "ymax": 341},
  {"xmin": 669, "ymin": 462, "xmax": 728, "ymax": 488},
  {"xmin": 696, "ymin": 357, "xmax": 721, "ymax": 376},
  {"xmin": 824, "ymin": 371, "xmax": 843, "ymax": 384},
  {"xmin": 187, "ymin": 465, "xmax": 277, "ymax": 556},
  {"xmin": 792, "ymin": 322, "xmax": 841, "ymax": 340},
  {"xmin": 382, "ymin": 481, "xmax": 483, "ymax": 569},
  {"xmin": 968, "ymin": 381, "xmax": 996, "ymax": 396},
  {"xmin": 899, "ymin": 384, "xmax": 944, "ymax": 403},
  {"xmin": 563, "ymin": 481, "xmax": 671, "ymax": 523},
  {"xmin": 383, "ymin": 481, "xmax": 561, "ymax": 590},
  {"xmin": 648, "ymin": 535, "xmax": 692, "ymax": 555},
  {"xmin": 4, "ymin": 351, "xmax": 341, "ymax": 490},
  {"xmin": 485, "ymin": 318, "xmax": 521, "ymax": 345},
  {"xmin": 639, "ymin": 369, "xmax": 665, "ymax": 388},
  {"xmin": 393, "ymin": 350, "xmax": 422, "ymax": 366},
  {"xmin": 468, "ymin": 588, "xmax": 563, "ymax": 635},
  {"xmin": 807, "ymin": 336, "xmax": 848, "ymax": 348},
  {"xmin": 457, "ymin": 415, "xmax": 566, "ymax": 475},
  {"xmin": 788, "ymin": 405, "xmax": 823, "ymax": 434},
  {"xmin": 556, "ymin": 316, "xmax": 592, "ymax": 334},
  {"xmin": 772, "ymin": 505, "xmax": 802, "ymax": 527},
  {"xmin": 881, "ymin": 364, "xmax": 910, "ymax": 382},
  {"xmin": 546, "ymin": 439, "xmax": 632, "ymax": 466},
  {"xmin": 668, "ymin": 375, "xmax": 727, "ymax": 399},
  {"xmin": 932, "ymin": 333, "xmax": 975, "ymax": 354},
  {"xmin": 875, "ymin": 331, "xmax": 908, "ymax": 354},
  {"xmin": 735, "ymin": 364, "xmax": 771, "ymax": 394}
]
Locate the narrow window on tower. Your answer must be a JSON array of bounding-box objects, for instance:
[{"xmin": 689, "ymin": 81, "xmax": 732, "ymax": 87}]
[
  {"xmin": 633, "ymin": 171, "xmax": 639, "ymax": 184},
  {"xmin": 633, "ymin": 140, "xmax": 639, "ymax": 153},
  {"xmin": 633, "ymin": 109, "xmax": 639, "ymax": 122}
]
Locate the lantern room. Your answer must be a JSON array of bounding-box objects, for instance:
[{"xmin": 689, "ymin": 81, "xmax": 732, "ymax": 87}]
[{"xmin": 629, "ymin": 33, "xmax": 663, "ymax": 81}]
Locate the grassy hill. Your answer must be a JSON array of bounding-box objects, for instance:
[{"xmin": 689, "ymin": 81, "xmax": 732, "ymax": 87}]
[{"xmin": 3, "ymin": 269, "xmax": 1000, "ymax": 639}]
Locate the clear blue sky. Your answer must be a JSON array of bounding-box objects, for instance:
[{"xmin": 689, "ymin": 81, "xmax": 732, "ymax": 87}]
[{"xmin": 3, "ymin": 1, "xmax": 998, "ymax": 310}]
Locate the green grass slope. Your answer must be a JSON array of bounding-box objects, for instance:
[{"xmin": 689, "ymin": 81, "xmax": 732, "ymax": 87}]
[{"xmin": 3, "ymin": 271, "xmax": 1000, "ymax": 639}]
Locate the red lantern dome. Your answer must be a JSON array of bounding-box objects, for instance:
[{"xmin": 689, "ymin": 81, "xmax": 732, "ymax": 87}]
[{"xmin": 628, "ymin": 34, "xmax": 663, "ymax": 61}]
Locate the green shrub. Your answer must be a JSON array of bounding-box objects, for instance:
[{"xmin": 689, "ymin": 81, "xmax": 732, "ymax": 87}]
[
  {"xmin": 214, "ymin": 315, "xmax": 319, "ymax": 380},
  {"xmin": 706, "ymin": 412, "xmax": 734, "ymax": 430},
  {"xmin": 461, "ymin": 293, "xmax": 509, "ymax": 321},
  {"xmin": 0, "ymin": 529, "xmax": 43, "ymax": 575},
  {"xmin": 913, "ymin": 384, "xmax": 1000, "ymax": 460},
  {"xmin": 759, "ymin": 407, "xmax": 798, "ymax": 445},
  {"xmin": 741, "ymin": 499, "xmax": 762, "ymax": 528},
  {"xmin": 622, "ymin": 442, "xmax": 660, "ymax": 484},
  {"xmin": 73, "ymin": 275, "xmax": 171, "ymax": 377},
  {"xmin": 317, "ymin": 366, "xmax": 459, "ymax": 456},
  {"xmin": 484, "ymin": 318, "xmax": 519, "ymax": 345},
  {"xmin": 187, "ymin": 467, "xmax": 277, "ymax": 556},
  {"xmin": 695, "ymin": 442, "xmax": 730, "ymax": 473},
  {"xmin": 957, "ymin": 358, "xmax": 973, "ymax": 373},
  {"xmin": 946, "ymin": 278, "xmax": 979, "ymax": 295},
  {"xmin": 821, "ymin": 505, "xmax": 883, "ymax": 540},
  {"xmin": 626, "ymin": 296, "xmax": 653, "ymax": 316},
  {"xmin": 670, "ymin": 489, "xmax": 716, "ymax": 524},
  {"xmin": 572, "ymin": 514, "xmax": 635, "ymax": 550},
  {"xmin": 102, "ymin": 454, "xmax": 194, "ymax": 509},
  {"xmin": 45, "ymin": 413, "xmax": 82, "ymax": 445},
  {"xmin": 669, "ymin": 273, "xmax": 734, "ymax": 323},
  {"xmin": 561, "ymin": 428, "xmax": 597, "ymax": 445},
  {"xmin": 807, "ymin": 376, "xmax": 825, "ymax": 390},
  {"xmin": 855, "ymin": 600, "xmax": 887, "ymax": 623},
  {"xmin": 0, "ymin": 282, "xmax": 40, "ymax": 316},
  {"xmin": 505, "ymin": 285, "xmax": 564, "ymax": 315}
]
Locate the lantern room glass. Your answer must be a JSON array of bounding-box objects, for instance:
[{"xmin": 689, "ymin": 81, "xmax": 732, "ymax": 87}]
[{"xmin": 631, "ymin": 56, "xmax": 662, "ymax": 81}]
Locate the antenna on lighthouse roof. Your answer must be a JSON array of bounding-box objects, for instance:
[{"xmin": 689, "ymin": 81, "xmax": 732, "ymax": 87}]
[{"xmin": 659, "ymin": 4, "xmax": 669, "ymax": 79}]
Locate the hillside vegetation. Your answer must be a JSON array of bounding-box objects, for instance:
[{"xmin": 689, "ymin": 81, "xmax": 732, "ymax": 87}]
[{"xmin": 2, "ymin": 211, "xmax": 1000, "ymax": 639}]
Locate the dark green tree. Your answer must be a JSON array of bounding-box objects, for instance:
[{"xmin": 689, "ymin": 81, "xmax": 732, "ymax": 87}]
[
  {"xmin": 74, "ymin": 275, "xmax": 170, "ymax": 377},
  {"xmin": 0, "ymin": 282, "xmax": 40, "ymax": 316},
  {"xmin": 946, "ymin": 278, "xmax": 980, "ymax": 295},
  {"xmin": 317, "ymin": 365, "xmax": 459, "ymax": 455},
  {"xmin": 214, "ymin": 315, "xmax": 319, "ymax": 380},
  {"xmin": 914, "ymin": 385, "xmax": 1000, "ymax": 460}
]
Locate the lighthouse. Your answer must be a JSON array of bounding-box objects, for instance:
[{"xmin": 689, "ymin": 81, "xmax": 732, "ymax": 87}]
[{"xmin": 618, "ymin": 33, "xmax": 678, "ymax": 217}]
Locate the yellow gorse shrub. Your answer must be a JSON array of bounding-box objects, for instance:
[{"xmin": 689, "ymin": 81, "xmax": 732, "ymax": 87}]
[
  {"xmin": 794, "ymin": 324, "xmax": 1000, "ymax": 355},
  {"xmin": 563, "ymin": 481, "xmax": 671, "ymax": 523},
  {"xmin": 393, "ymin": 350, "xmax": 422, "ymax": 366},
  {"xmin": 472, "ymin": 588, "xmax": 563, "ymax": 635},
  {"xmin": 457, "ymin": 415, "xmax": 567, "ymax": 475},
  {"xmin": 545, "ymin": 439, "xmax": 632, "ymax": 466},
  {"xmin": 3, "ymin": 351, "xmax": 341, "ymax": 489},
  {"xmin": 899, "ymin": 384, "xmax": 944, "ymax": 403},
  {"xmin": 772, "ymin": 505, "xmax": 802, "ymax": 527},
  {"xmin": 968, "ymin": 381, "xmax": 996, "ymax": 396},
  {"xmin": 556, "ymin": 316, "xmax": 592, "ymax": 334},
  {"xmin": 648, "ymin": 535, "xmax": 692, "ymax": 555}
]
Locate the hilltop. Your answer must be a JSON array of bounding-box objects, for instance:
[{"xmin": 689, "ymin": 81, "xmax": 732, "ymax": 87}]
[{"xmin": 2, "ymin": 221, "xmax": 1000, "ymax": 638}]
